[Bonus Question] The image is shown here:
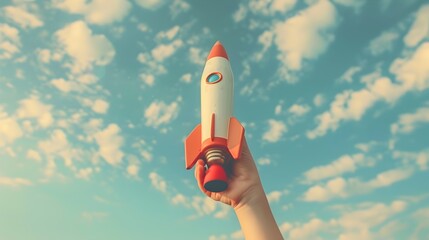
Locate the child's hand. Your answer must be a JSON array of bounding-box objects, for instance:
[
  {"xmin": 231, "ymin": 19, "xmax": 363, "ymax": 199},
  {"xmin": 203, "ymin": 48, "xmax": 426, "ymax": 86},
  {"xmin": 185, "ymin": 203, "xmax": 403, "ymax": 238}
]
[{"xmin": 194, "ymin": 137, "xmax": 264, "ymax": 210}]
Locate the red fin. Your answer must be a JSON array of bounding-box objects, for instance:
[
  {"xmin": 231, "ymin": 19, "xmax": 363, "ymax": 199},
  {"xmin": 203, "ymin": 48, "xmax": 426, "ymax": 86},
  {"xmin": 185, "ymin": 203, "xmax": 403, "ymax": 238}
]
[
  {"xmin": 185, "ymin": 124, "xmax": 202, "ymax": 169},
  {"xmin": 227, "ymin": 117, "xmax": 245, "ymax": 160}
]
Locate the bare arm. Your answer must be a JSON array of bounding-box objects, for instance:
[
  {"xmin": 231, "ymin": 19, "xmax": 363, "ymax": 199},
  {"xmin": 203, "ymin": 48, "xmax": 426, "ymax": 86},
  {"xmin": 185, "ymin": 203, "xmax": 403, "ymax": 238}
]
[{"xmin": 194, "ymin": 138, "xmax": 283, "ymax": 240}]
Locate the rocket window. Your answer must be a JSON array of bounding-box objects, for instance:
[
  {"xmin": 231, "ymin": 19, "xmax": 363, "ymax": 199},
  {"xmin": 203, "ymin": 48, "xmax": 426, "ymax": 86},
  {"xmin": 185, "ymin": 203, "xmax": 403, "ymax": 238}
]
[{"xmin": 206, "ymin": 72, "xmax": 222, "ymax": 84}]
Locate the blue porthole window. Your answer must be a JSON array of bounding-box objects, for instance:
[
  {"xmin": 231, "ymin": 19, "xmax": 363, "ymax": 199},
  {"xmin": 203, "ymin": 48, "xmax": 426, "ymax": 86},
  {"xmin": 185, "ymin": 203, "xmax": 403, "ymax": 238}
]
[{"xmin": 206, "ymin": 72, "xmax": 222, "ymax": 84}]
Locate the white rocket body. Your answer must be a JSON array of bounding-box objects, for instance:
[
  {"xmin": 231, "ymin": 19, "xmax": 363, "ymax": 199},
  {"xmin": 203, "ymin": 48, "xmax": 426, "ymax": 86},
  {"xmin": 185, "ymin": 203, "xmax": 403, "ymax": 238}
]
[{"xmin": 200, "ymin": 57, "xmax": 233, "ymax": 141}]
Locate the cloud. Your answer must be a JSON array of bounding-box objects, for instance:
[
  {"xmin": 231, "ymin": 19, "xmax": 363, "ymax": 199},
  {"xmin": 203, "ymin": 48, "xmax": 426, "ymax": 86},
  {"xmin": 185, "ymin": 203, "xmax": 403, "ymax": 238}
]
[
  {"xmin": 135, "ymin": 0, "xmax": 166, "ymax": 10},
  {"xmin": 50, "ymin": 78, "xmax": 82, "ymax": 93},
  {"xmin": 94, "ymin": 124, "xmax": 124, "ymax": 165},
  {"xmin": 155, "ymin": 25, "xmax": 180, "ymax": 41},
  {"xmin": 144, "ymin": 98, "xmax": 181, "ymax": 128},
  {"xmin": 333, "ymin": 0, "xmax": 367, "ymax": 14},
  {"xmin": 0, "ymin": 113, "xmax": 23, "ymax": 147},
  {"xmin": 368, "ymin": 30, "xmax": 400, "ymax": 56},
  {"xmin": 148, "ymin": 172, "xmax": 167, "ymax": 193},
  {"xmin": 266, "ymin": 190, "xmax": 285, "ymax": 203},
  {"xmin": 303, "ymin": 168, "xmax": 413, "ymax": 202},
  {"xmin": 139, "ymin": 73, "xmax": 155, "ymax": 86},
  {"xmin": 313, "ymin": 93, "xmax": 326, "ymax": 107},
  {"xmin": 339, "ymin": 66, "xmax": 362, "ymax": 83},
  {"xmin": 38, "ymin": 129, "xmax": 77, "ymax": 171},
  {"xmin": 2, "ymin": 6, "xmax": 43, "ymax": 29},
  {"xmin": 56, "ymin": 21, "xmax": 115, "ymax": 73},
  {"xmin": 54, "ymin": 0, "xmax": 131, "ymax": 25},
  {"xmin": 303, "ymin": 154, "xmax": 374, "ymax": 183},
  {"xmin": 289, "ymin": 104, "xmax": 311, "ymax": 116},
  {"xmin": 257, "ymin": 157, "xmax": 271, "ymax": 166},
  {"xmin": 0, "ymin": 176, "xmax": 32, "ymax": 187},
  {"xmin": 92, "ymin": 99, "xmax": 109, "ymax": 114},
  {"xmin": 169, "ymin": 0, "xmax": 191, "ymax": 18},
  {"xmin": 76, "ymin": 167, "xmax": 93, "ymax": 180},
  {"xmin": 188, "ymin": 47, "xmax": 206, "ymax": 66},
  {"xmin": 180, "ymin": 73, "xmax": 192, "ymax": 83},
  {"xmin": 81, "ymin": 211, "xmax": 108, "ymax": 220},
  {"xmin": 273, "ymin": 0, "xmax": 338, "ymax": 77},
  {"xmin": 403, "ymin": 4, "xmax": 429, "ymax": 48},
  {"xmin": 391, "ymin": 105, "xmax": 429, "ymax": 135},
  {"xmin": 393, "ymin": 148, "xmax": 429, "ymax": 171},
  {"xmin": 151, "ymin": 39, "xmax": 183, "ymax": 62},
  {"xmin": 234, "ymin": 0, "xmax": 297, "ymax": 20},
  {"xmin": 16, "ymin": 96, "xmax": 54, "ymax": 128},
  {"xmin": 232, "ymin": 4, "xmax": 247, "ymax": 23},
  {"xmin": 0, "ymin": 23, "xmax": 21, "ymax": 59},
  {"xmin": 126, "ymin": 155, "xmax": 140, "ymax": 178},
  {"xmin": 262, "ymin": 119, "xmax": 287, "ymax": 143},
  {"xmin": 26, "ymin": 149, "xmax": 42, "ymax": 162}
]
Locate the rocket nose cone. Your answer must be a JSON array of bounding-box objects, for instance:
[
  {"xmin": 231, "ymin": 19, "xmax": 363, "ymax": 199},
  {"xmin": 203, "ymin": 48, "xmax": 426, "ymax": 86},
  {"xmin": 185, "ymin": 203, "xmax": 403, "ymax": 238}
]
[{"xmin": 207, "ymin": 41, "xmax": 229, "ymax": 60}]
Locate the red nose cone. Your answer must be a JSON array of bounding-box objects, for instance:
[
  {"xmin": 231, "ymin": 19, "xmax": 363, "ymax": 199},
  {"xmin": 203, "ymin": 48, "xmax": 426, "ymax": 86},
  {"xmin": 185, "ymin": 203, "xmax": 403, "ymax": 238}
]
[{"xmin": 207, "ymin": 41, "xmax": 229, "ymax": 60}]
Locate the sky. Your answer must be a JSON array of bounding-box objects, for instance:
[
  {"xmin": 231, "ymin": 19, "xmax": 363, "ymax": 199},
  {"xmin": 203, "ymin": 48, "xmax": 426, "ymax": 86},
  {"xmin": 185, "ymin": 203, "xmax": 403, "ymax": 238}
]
[{"xmin": 0, "ymin": 0, "xmax": 429, "ymax": 239}]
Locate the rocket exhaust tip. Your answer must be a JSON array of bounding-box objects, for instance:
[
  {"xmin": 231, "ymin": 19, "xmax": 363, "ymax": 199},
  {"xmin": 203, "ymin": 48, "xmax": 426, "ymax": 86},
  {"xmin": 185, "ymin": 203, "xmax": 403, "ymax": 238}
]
[{"xmin": 207, "ymin": 41, "xmax": 229, "ymax": 60}]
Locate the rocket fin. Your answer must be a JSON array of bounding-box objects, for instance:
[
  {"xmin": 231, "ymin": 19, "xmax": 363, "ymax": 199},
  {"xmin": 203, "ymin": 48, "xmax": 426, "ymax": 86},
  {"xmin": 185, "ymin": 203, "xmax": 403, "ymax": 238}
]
[
  {"xmin": 185, "ymin": 124, "xmax": 202, "ymax": 169},
  {"xmin": 227, "ymin": 117, "xmax": 245, "ymax": 160}
]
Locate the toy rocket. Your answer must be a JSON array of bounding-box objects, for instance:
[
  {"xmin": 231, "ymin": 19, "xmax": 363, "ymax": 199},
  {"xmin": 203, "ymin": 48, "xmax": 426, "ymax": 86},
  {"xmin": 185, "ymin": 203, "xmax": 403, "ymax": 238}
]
[{"xmin": 184, "ymin": 41, "xmax": 245, "ymax": 192}]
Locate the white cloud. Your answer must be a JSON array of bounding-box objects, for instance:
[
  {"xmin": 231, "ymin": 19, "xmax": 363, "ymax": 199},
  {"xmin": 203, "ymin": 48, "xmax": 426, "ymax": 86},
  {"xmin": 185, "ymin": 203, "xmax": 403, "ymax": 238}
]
[
  {"xmin": 313, "ymin": 93, "xmax": 326, "ymax": 107},
  {"xmin": 38, "ymin": 129, "xmax": 76, "ymax": 169},
  {"xmin": 169, "ymin": 0, "xmax": 191, "ymax": 18},
  {"xmin": 339, "ymin": 66, "xmax": 362, "ymax": 83},
  {"xmin": 51, "ymin": 78, "xmax": 81, "ymax": 93},
  {"xmin": 233, "ymin": 4, "xmax": 247, "ymax": 23},
  {"xmin": 273, "ymin": 0, "xmax": 338, "ymax": 74},
  {"xmin": 54, "ymin": 0, "xmax": 131, "ymax": 25},
  {"xmin": 94, "ymin": 124, "xmax": 124, "ymax": 165},
  {"xmin": 3, "ymin": 6, "xmax": 43, "ymax": 29},
  {"xmin": 126, "ymin": 155, "xmax": 140, "ymax": 177},
  {"xmin": 188, "ymin": 47, "xmax": 206, "ymax": 66},
  {"xmin": 391, "ymin": 105, "xmax": 429, "ymax": 135},
  {"xmin": 303, "ymin": 168, "xmax": 413, "ymax": 202},
  {"xmin": 257, "ymin": 157, "xmax": 272, "ymax": 166},
  {"xmin": 26, "ymin": 149, "xmax": 41, "ymax": 162},
  {"xmin": 266, "ymin": 190, "xmax": 284, "ymax": 203},
  {"xmin": 148, "ymin": 172, "xmax": 167, "ymax": 193},
  {"xmin": 0, "ymin": 23, "xmax": 21, "ymax": 59},
  {"xmin": 139, "ymin": 73, "xmax": 155, "ymax": 86},
  {"xmin": 368, "ymin": 30, "xmax": 399, "ymax": 56},
  {"xmin": 16, "ymin": 96, "xmax": 54, "ymax": 128},
  {"xmin": 135, "ymin": 0, "xmax": 166, "ymax": 10},
  {"xmin": 303, "ymin": 154, "xmax": 373, "ymax": 183},
  {"xmin": 0, "ymin": 114, "xmax": 23, "ymax": 147},
  {"xmin": 144, "ymin": 98, "xmax": 181, "ymax": 128},
  {"xmin": 56, "ymin": 21, "xmax": 115, "ymax": 73},
  {"xmin": 171, "ymin": 193, "xmax": 190, "ymax": 207},
  {"xmin": 151, "ymin": 39, "xmax": 183, "ymax": 62},
  {"xmin": 92, "ymin": 99, "xmax": 109, "ymax": 114},
  {"xmin": 394, "ymin": 148, "xmax": 429, "ymax": 171},
  {"xmin": 262, "ymin": 119, "xmax": 287, "ymax": 143},
  {"xmin": 81, "ymin": 211, "xmax": 108, "ymax": 220},
  {"xmin": 180, "ymin": 73, "xmax": 192, "ymax": 83},
  {"xmin": 288, "ymin": 218, "xmax": 329, "ymax": 240},
  {"xmin": 0, "ymin": 176, "xmax": 32, "ymax": 187},
  {"xmin": 76, "ymin": 167, "xmax": 93, "ymax": 180},
  {"xmin": 289, "ymin": 104, "xmax": 311, "ymax": 116},
  {"xmin": 403, "ymin": 4, "xmax": 429, "ymax": 48},
  {"xmin": 156, "ymin": 25, "xmax": 179, "ymax": 41},
  {"xmin": 239, "ymin": 0, "xmax": 297, "ymax": 18}
]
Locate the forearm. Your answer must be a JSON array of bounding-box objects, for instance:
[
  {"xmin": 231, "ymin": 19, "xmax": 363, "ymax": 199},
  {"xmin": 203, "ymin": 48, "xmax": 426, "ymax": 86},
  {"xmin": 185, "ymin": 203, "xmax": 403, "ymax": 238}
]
[{"xmin": 234, "ymin": 185, "xmax": 284, "ymax": 240}]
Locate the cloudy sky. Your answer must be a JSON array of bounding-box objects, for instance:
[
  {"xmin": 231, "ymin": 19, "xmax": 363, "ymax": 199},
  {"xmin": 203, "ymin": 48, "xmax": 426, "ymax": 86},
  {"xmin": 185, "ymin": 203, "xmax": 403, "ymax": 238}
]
[{"xmin": 1, "ymin": 0, "xmax": 429, "ymax": 239}]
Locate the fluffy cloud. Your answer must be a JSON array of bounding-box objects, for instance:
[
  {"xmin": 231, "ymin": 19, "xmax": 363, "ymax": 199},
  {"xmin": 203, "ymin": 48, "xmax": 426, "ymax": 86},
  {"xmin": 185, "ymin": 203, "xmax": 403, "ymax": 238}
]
[
  {"xmin": 151, "ymin": 39, "xmax": 183, "ymax": 62},
  {"xmin": 2, "ymin": 6, "xmax": 43, "ymax": 29},
  {"xmin": 56, "ymin": 21, "xmax": 115, "ymax": 73},
  {"xmin": 266, "ymin": 190, "xmax": 284, "ymax": 203},
  {"xmin": 144, "ymin": 98, "xmax": 181, "ymax": 128},
  {"xmin": 368, "ymin": 30, "xmax": 399, "ymax": 56},
  {"xmin": 308, "ymin": 39, "xmax": 429, "ymax": 140},
  {"xmin": 303, "ymin": 168, "xmax": 413, "ymax": 202},
  {"xmin": 148, "ymin": 172, "xmax": 167, "ymax": 193},
  {"xmin": 339, "ymin": 66, "xmax": 362, "ymax": 83},
  {"xmin": 303, "ymin": 154, "xmax": 373, "ymax": 183},
  {"xmin": 38, "ymin": 129, "xmax": 76, "ymax": 169},
  {"xmin": 0, "ymin": 114, "xmax": 23, "ymax": 147},
  {"xmin": 0, "ymin": 23, "xmax": 21, "ymax": 59},
  {"xmin": 274, "ymin": 0, "xmax": 338, "ymax": 77},
  {"xmin": 403, "ymin": 4, "xmax": 429, "ymax": 48},
  {"xmin": 0, "ymin": 176, "xmax": 32, "ymax": 187},
  {"xmin": 234, "ymin": 0, "xmax": 297, "ymax": 20},
  {"xmin": 391, "ymin": 105, "xmax": 429, "ymax": 135},
  {"xmin": 262, "ymin": 119, "xmax": 287, "ymax": 143},
  {"xmin": 16, "ymin": 96, "xmax": 54, "ymax": 128},
  {"xmin": 289, "ymin": 104, "xmax": 311, "ymax": 116},
  {"xmin": 54, "ymin": 0, "xmax": 131, "ymax": 25},
  {"xmin": 333, "ymin": 0, "xmax": 367, "ymax": 14},
  {"xmin": 92, "ymin": 99, "xmax": 109, "ymax": 114},
  {"xmin": 313, "ymin": 93, "xmax": 326, "ymax": 107},
  {"xmin": 155, "ymin": 26, "xmax": 180, "ymax": 41},
  {"xmin": 94, "ymin": 124, "xmax": 124, "ymax": 165}
]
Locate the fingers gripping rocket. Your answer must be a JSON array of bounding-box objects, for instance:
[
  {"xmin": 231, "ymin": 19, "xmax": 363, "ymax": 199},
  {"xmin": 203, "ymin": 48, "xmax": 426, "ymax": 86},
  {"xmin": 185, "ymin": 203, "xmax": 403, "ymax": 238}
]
[{"xmin": 184, "ymin": 41, "xmax": 245, "ymax": 192}]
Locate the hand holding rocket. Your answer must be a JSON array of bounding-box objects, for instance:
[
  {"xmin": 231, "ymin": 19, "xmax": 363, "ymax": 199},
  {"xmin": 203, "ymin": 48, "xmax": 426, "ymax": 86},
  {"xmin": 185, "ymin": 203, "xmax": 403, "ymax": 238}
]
[{"xmin": 184, "ymin": 41, "xmax": 245, "ymax": 192}]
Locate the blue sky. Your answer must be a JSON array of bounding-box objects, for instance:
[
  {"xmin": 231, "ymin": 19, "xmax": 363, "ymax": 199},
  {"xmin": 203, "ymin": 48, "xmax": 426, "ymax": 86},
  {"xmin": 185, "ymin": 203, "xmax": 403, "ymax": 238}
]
[{"xmin": 0, "ymin": 0, "xmax": 429, "ymax": 239}]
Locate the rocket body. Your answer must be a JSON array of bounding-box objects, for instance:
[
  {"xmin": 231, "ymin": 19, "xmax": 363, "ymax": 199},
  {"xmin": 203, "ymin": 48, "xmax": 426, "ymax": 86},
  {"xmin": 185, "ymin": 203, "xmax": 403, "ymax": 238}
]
[{"xmin": 185, "ymin": 41, "xmax": 245, "ymax": 192}]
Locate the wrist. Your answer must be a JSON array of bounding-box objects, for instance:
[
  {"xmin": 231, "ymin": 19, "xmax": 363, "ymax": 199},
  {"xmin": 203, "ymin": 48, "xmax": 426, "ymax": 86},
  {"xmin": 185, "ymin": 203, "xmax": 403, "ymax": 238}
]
[{"xmin": 233, "ymin": 183, "xmax": 266, "ymax": 212}]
